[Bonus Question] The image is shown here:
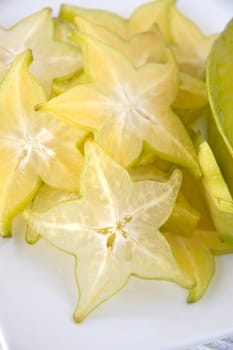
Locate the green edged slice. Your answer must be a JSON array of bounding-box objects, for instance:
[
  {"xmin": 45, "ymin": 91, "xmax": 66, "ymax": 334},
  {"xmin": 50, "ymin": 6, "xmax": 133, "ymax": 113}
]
[
  {"xmin": 26, "ymin": 185, "xmax": 78, "ymax": 244},
  {"xmin": 129, "ymin": 165, "xmax": 200, "ymax": 236},
  {"xmin": 73, "ymin": 15, "xmax": 167, "ymax": 67},
  {"xmin": 207, "ymin": 20, "xmax": 233, "ymax": 195},
  {"xmin": 198, "ymin": 141, "xmax": 233, "ymax": 243},
  {"xmin": 170, "ymin": 6, "xmax": 217, "ymax": 80},
  {"xmin": 60, "ymin": 0, "xmax": 174, "ymax": 40},
  {"xmin": 38, "ymin": 33, "xmax": 200, "ymax": 176},
  {"xmin": 24, "ymin": 141, "xmax": 194, "ymax": 322},
  {"xmin": 0, "ymin": 50, "xmax": 86, "ymax": 236},
  {"xmin": 165, "ymin": 230, "xmax": 233, "ymax": 302},
  {"xmin": 0, "ymin": 8, "xmax": 82, "ymax": 95}
]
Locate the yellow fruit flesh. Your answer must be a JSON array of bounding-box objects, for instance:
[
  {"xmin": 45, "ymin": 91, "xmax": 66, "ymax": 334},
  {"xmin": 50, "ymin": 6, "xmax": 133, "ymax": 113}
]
[
  {"xmin": 0, "ymin": 50, "xmax": 85, "ymax": 235},
  {"xmin": 39, "ymin": 33, "xmax": 200, "ymax": 176},
  {"xmin": 24, "ymin": 142, "xmax": 194, "ymax": 322}
]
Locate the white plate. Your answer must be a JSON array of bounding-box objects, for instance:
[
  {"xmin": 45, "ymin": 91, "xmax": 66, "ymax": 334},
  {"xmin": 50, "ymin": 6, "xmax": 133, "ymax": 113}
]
[{"xmin": 0, "ymin": 1, "xmax": 233, "ymax": 350}]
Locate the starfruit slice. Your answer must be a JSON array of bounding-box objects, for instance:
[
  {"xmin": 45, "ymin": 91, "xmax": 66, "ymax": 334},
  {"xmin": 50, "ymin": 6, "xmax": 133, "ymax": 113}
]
[
  {"xmin": 207, "ymin": 20, "xmax": 233, "ymax": 195},
  {"xmin": 52, "ymin": 72, "xmax": 86, "ymax": 97},
  {"xmin": 24, "ymin": 141, "xmax": 194, "ymax": 322},
  {"xmin": 181, "ymin": 169, "xmax": 214, "ymax": 231},
  {"xmin": 174, "ymin": 73, "xmax": 208, "ymax": 110},
  {"xmin": 173, "ymin": 72, "xmax": 208, "ymax": 125},
  {"xmin": 53, "ymin": 17, "xmax": 79, "ymax": 48},
  {"xmin": 53, "ymin": 16, "xmax": 167, "ymax": 96},
  {"xmin": 61, "ymin": 0, "xmax": 215, "ymax": 79},
  {"xmin": 73, "ymin": 15, "xmax": 167, "ymax": 66},
  {"xmin": 73, "ymin": 16, "xmax": 208, "ymax": 124},
  {"xmin": 60, "ymin": 0, "xmax": 174, "ymax": 40},
  {"xmin": 0, "ymin": 50, "xmax": 86, "ymax": 236},
  {"xmin": 38, "ymin": 33, "xmax": 200, "ymax": 176},
  {"xmin": 165, "ymin": 230, "xmax": 233, "ymax": 302},
  {"xmin": 170, "ymin": 6, "xmax": 217, "ymax": 80},
  {"xmin": 198, "ymin": 141, "xmax": 233, "ymax": 243},
  {"xmin": 27, "ymin": 164, "xmax": 199, "ymax": 244},
  {"xmin": 26, "ymin": 185, "xmax": 78, "ymax": 244},
  {"xmin": 129, "ymin": 165, "xmax": 200, "ymax": 236},
  {"xmin": 0, "ymin": 8, "xmax": 82, "ymax": 95}
]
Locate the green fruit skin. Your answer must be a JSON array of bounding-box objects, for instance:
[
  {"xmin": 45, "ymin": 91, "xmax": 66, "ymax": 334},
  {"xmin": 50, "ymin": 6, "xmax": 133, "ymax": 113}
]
[
  {"xmin": 207, "ymin": 20, "xmax": 233, "ymax": 195},
  {"xmin": 208, "ymin": 114, "xmax": 233, "ymax": 196}
]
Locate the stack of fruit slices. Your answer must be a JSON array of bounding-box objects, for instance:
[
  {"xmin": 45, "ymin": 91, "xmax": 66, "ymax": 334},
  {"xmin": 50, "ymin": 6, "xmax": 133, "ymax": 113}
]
[{"xmin": 0, "ymin": 0, "xmax": 233, "ymax": 323}]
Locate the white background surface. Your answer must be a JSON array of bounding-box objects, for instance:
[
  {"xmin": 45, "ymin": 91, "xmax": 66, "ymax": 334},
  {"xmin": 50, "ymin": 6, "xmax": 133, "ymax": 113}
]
[{"xmin": 0, "ymin": 1, "xmax": 233, "ymax": 350}]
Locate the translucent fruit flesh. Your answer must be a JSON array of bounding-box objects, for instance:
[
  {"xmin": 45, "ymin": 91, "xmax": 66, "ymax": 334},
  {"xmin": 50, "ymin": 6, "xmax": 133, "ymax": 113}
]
[
  {"xmin": 0, "ymin": 50, "xmax": 85, "ymax": 236},
  {"xmin": 24, "ymin": 142, "xmax": 194, "ymax": 322},
  {"xmin": 39, "ymin": 33, "xmax": 200, "ymax": 176}
]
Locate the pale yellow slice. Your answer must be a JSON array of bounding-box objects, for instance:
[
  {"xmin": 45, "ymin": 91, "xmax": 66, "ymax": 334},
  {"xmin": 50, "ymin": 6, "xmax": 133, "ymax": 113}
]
[
  {"xmin": 129, "ymin": 165, "xmax": 200, "ymax": 236},
  {"xmin": 26, "ymin": 185, "xmax": 78, "ymax": 244},
  {"xmin": 198, "ymin": 141, "xmax": 233, "ymax": 243},
  {"xmin": 73, "ymin": 15, "xmax": 167, "ymax": 66},
  {"xmin": 170, "ymin": 7, "xmax": 217, "ymax": 80},
  {"xmin": 173, "ymin": 72, "xmax": 208, "ymax": 110},
  {"xmin": 38, "ymin": 33, "xmax": 200, "ymax": 176},
  {"xmin": 0, "ymin": 50, "xmax": 86, "ymax": 236},
  {"xmin": 60, "ymin": 0, "xmax": 174, "ymax": 40},
  {"xmin": 165, "ymin": 230, "xmax": 233, "ymax": 302},
  {"xmin": 73, "ymin": 15, "xmax": 208, "ymax": 125},
  {"xmin": 24, "ymin": 141, "xmax": 194, "ymax": 322},
  {"xmin": 0, "ymin": 8, "xmax": 82, "ymax": 95}
]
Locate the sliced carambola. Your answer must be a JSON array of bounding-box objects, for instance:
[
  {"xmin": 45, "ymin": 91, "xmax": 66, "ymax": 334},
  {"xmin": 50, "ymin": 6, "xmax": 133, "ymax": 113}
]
[
  {"xmin": 24, "ymin": 141, "xmax": 194, "ymax": 322},
  {"xmin": 0, "ymin": 50, "xmax": 86, "ymax": 236},
  {"xmin": 174, "ymin": 73, "xmax": 208, "ymax": 110},
  {"xmin": 165, "ymin": 230, "xmax": 233, "ymax": 302},
  {"xmin": 181, "ymin": 169, "xmax": 214, "ymax": 230},
  {"xmin": 161, "ymin": 194, "xmax": 200, "ymax": 237},
  {"xmin": 170, "ymin": 7, "xmax": 217, "ymax": 80},
  {"xmin": 26, "ymin": 185, "xmax": 78, "ymax": 244},
  {"xmin": 198, "ymin": 141, "xmax": 233, "ymax": 243},
  {"xmin": 73, "ymin": 15, "xmax": 167, "ymax": 66},
  {"xmin": 0, "ymin": 8, "xmax": 82, "ymax": 95},
  {"xmin": 207, "ymin": 20, "xmax": 233, "ymax": 195},
  {"xmin": 52, "ymin": 72, "xmax": 86, "ymax": 96},
  {"xmin": 61, "ymin": 0, "xmax": 215, "ymax": 80},
  {"xmin": 173, "ymin": 72, "xmax": 208, "ymax": 124},
  {"xmin": 129, "ymin": 165, "xmax": 200, "ymax": 236},
  {"xmin": 60, "ymin": 0, "xmax": 174, "ymax": 40},
  {"xmin": 53, "ymin": 17, "xmax": 79, "ymax": 48},
  {"xmin": 38, "ymin": 33, "xmax": 200, "ymax": 176},
  {"xmin": 27, "ymin": 164, "xmax": 199, "ymax": 244},
  {"xmin": 73, "ymin": 15, "xmax": 208, "ymax": 125}
]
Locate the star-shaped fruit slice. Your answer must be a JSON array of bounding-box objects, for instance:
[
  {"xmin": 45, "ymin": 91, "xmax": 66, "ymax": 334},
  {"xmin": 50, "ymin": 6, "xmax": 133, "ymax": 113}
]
[
  {"xmin": 24, "ymin": 141, "xmax": 194, "ymax": 322},
  {"xmin": 53, "ymin": 18, "xmax": 79, "ymax": 48},
  {"xmin": 129, "ymin": 165, "xmax": 200, "ymax": 236},
  {"xmin": 0, "ymin": 50, "xmax": 86, "ymax": 236},
  {"xmin": 60, "ymin": 0, "xmax": 174, "ymax": 40},
  {"xmin": 0, "ymin": 8, "xmax": 82, "ymax": 95},
  {"xmin": 72, "ymin": 16, "xmax": 208, "ymax": 125},
  {"xmin": 173, "ymin": 72, "xmax": 208, "ymax": 111},
  {"xmin": 38, "ymin": 33, "xmax": 200, "ymax": 176},
  {"xmin": 165, "ymin": 230, "xmax": 233, "ymax": 302},
  {"xmin": 170, "ymin": 7, "xmax": 217, "ymax": 80},
  {"xmin": 26, "ymin": 185, "xmax": 78, "ymax": 244},
  {"xmin": 198, "ymin": 141, "xmax": 233, "ymax": 244},
  {"xmin": 181, "ymin": 168, "xmax": 214, "ymax": 231},
  {"xmin": 72, "ymin": 15, "xmax": 167, "ymax": 67},
  {"xmin": 27, "ymin": 165, "xmax": 199, "ymax": 245},
  {"xmin": 173, "ymin": 72, "xmax": 208, "ymax": 125}
]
